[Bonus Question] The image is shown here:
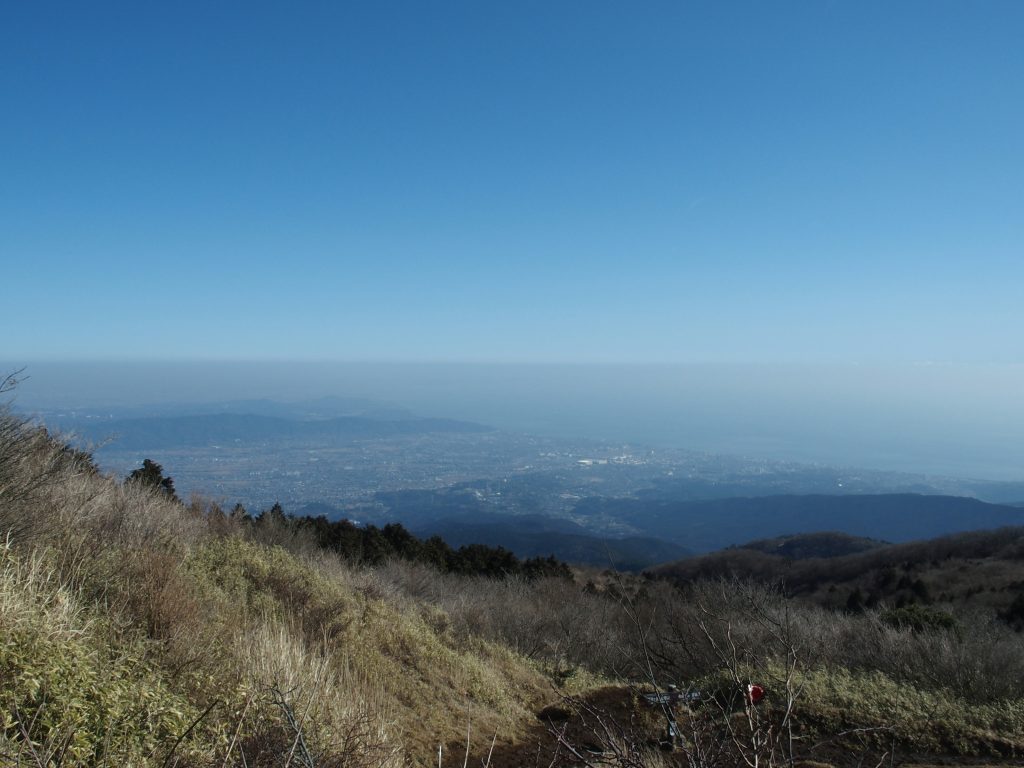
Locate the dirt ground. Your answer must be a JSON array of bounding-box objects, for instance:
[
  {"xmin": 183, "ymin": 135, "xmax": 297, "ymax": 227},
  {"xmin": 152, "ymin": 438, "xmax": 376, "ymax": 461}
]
[{"xmin": 452, "ymin": 685, "xmax": 1024, "ymax": 768}]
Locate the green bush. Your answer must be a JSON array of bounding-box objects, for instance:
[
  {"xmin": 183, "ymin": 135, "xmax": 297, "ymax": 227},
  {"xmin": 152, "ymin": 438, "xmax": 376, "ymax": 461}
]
[{"xmin": 0, "ymin": 545, "xmax": 198, "ymax": 764}]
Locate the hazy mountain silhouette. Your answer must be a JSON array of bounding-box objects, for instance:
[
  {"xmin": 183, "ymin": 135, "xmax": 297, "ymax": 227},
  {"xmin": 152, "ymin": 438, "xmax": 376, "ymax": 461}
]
[{"xmin": 79, "ymin": 412, "xmax": 491, "ymax": 450}]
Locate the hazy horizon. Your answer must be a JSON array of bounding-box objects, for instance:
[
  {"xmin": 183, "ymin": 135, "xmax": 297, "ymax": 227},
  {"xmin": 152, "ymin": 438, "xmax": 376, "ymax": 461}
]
[
  {"xmin": 4, "ymin": 5, "xmax": 1022, "ymax": 482},
  {"xmin": 6, "ymin": 359, "xmax": 1023, "ymax": 482}
]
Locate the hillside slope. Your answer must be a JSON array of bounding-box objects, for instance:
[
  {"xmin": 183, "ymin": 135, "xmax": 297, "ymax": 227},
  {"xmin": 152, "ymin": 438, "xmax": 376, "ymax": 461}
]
[{"xmin": 0, "ymin": 411, "xmax": 545, "ymax": 765}]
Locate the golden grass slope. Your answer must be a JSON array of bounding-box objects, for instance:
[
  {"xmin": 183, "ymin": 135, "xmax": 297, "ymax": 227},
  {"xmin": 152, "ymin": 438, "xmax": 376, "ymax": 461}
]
[{"xmin": 0, "ymin": 411, "xmax": 548, "ymax": 766}]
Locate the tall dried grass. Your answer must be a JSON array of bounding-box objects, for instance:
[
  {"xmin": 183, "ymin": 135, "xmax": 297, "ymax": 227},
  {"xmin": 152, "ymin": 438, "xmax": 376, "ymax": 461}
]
[{"xmin": 0, "ymin": 407, "xmax": 549, "ymax": 765}]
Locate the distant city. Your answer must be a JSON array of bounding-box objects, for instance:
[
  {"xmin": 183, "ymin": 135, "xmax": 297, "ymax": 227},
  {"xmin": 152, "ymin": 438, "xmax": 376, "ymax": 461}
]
[{"xmin": 25, "ymin": 397, "xmax": 986, "ymax": 512}]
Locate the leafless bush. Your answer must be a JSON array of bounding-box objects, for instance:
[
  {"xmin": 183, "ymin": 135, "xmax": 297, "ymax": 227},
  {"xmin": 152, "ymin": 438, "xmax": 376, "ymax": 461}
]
[
  {"xmin": 246, "ymin": 511, "xmax": 324, "ymax": 558},
  {"xmin": 540, "ymin": 579, "xmax": 811, "ymax": 768},
  {"xmin": 810, "ymin": 606, "xmax": 1024, "ymax": 703},
  {"xmin": 355, "ymin": 558, "xmax": 636, "ymax": 675},
  {"xmin": 547, "ymin": 694, "xmax": 670, "ymax": 768},
  {"xmin": 642, "ymin": 577, "xmax": 1024, "ymax": 706},
  {"xmin": 0, "ymin": 408, "xmax": 85, "ymax": 543}
]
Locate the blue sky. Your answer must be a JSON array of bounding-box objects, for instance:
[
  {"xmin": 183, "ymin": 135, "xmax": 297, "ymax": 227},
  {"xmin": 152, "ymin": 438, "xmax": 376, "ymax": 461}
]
[{"xmin": 3, "ymin": 1, "xmax": 1022, "ymax": 363}]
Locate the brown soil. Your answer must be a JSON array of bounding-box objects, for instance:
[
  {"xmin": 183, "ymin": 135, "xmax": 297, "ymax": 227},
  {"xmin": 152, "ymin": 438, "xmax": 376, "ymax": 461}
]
[{"xmin": 454, "ymin": 686, "xmax": 1024, "ymax": 768}]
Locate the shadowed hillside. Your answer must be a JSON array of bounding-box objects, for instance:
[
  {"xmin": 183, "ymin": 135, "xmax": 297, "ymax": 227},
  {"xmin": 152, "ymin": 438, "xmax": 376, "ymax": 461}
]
[
  {"xmin": 409, "ymin": 513, "xmax": 691, "ymax": 571},
  {"xmin": 737, "ymin": 531, "xmax": 888, "ymax": 559},
  {"xmin": 574, "ymin": 493, "xmax": 1024, "ymax": 551},
  {"xmin": 652, "ymin": 527, "xmax": 1024, "ymax": 614}
]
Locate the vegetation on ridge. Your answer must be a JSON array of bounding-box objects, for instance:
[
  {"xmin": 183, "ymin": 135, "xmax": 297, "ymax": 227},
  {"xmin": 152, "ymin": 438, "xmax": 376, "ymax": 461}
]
[
  {"xmin": 652, "ymin": 526, "xmax": 1024, "ymax": 616},
  {"xmin": 256, "ymin": 505, "xmax": 574, "ymax": 580}
]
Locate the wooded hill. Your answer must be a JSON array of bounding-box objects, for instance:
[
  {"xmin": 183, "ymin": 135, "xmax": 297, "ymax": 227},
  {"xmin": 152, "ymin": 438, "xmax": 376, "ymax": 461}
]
[{"xmin": 652, "ymin": 527, "xmax": 1024, "ymax": 618}]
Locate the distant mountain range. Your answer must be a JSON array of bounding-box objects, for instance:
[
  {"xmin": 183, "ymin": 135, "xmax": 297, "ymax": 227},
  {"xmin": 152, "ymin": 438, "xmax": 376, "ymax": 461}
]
[
  {"xmin": 69, "ymin": 412, "xmax": 492, "ymax": 450},
  {"xmin": 571, "ymin": 493, "xmax": 1024, "ymax": 553},
  {"xmin": 29, "ymin": 395, "xmax": 415, "ymax": 422}
]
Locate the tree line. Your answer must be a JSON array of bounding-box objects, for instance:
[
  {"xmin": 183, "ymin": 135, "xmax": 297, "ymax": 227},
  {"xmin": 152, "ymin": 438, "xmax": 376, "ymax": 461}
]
[{"xmin": 127, "ymin": 458, "xmax": 573, "ymax": 580}]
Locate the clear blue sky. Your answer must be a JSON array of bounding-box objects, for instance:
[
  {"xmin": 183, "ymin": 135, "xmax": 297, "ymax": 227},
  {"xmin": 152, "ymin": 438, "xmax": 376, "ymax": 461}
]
[{"xmin": 3, "ymin": 1, "xmax": 1022, "ymax": 363}]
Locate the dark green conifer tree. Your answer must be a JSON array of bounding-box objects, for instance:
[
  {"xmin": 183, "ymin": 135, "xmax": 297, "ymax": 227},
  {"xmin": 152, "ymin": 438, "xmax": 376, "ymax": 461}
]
[{"xmin": 126, "ymin": 459, "xmax": 178, "ymax": 502}]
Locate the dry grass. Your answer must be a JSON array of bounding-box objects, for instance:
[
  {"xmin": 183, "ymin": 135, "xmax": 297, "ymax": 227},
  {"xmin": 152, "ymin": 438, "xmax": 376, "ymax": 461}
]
[
  {"xmin": 0, "ymin": 408, "xmax": 550, "ymax": 765},
  {"xmin": 185, "ymin": 536, "xmax": 550, "ymax": 760},
  {"xmin": 0, "ymin": 540, "xmax": 196, "ymax": 764},
  {"xmin": 795, "ymin": 666, "xmax": 1024, "ymax": 756}
]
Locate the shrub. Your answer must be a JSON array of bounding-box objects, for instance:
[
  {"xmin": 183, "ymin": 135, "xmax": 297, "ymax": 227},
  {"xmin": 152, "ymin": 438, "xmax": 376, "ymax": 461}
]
[
  {"xmin": 0, "ymin": 543, "xmax": 198, "ymax": 764},
  {"xmin": 880, "ymin": 604, "xmax": 959, "ymax": 634}
]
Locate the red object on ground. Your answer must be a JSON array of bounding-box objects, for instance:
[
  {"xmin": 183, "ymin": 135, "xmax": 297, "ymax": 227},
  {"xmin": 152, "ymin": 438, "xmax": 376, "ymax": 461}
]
[{"xmin": 747, "ymin": 684, "xmax": 765, "ymax": 704}]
